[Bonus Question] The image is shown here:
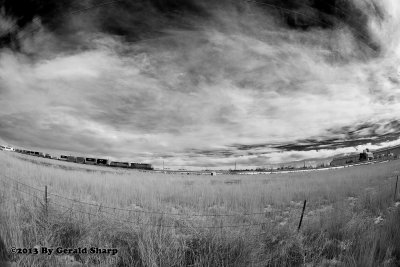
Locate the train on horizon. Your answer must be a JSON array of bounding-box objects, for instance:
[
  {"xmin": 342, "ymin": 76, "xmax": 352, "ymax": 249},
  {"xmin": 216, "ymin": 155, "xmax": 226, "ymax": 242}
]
[
  {"xmin": 12, "ymin": 149, "xmax": 153, "ymax": 170},
  {"xmin": 6, "ymin": 144, "xmax": 400, "ymax": 171}
]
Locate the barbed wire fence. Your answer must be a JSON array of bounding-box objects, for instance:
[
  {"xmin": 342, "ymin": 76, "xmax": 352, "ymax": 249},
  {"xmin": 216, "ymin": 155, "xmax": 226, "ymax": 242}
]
[
  {"xmin": 0, "ymin": 173, "xmax": 306, "ymax": 266},
  {"xmin": 1, "ymin": 171, "xmax": 399, "ymax": 267},
  {"xmin": 1, "ymin": 172, "xmax": 398, "ymax": 231},
  {"xmin": 0, "ymin": 173, "xmax": 289, "ymax": 230}
]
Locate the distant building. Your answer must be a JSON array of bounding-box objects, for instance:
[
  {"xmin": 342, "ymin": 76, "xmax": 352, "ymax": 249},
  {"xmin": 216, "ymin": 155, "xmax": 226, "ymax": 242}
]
[
  {"xmin": 372, "ymin": 144, "xmax": 400, "ymax": 160},
  {"xmin": 330, "ymin": 145, "xmax": 400, "ymax": 167}
]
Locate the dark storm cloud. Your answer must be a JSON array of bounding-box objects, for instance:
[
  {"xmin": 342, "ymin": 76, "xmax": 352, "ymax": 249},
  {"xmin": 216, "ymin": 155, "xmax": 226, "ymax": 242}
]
[
  {"xmin": 0, "ymin": 0, "xmax": 400, "ymax": 169},
  {"xmin": 0, "ymin": 0, "xmax": 383, "ymax": 52},
  {"xmin": 260, "ymin": 0, "xmax": 382, "ymax": 51}
]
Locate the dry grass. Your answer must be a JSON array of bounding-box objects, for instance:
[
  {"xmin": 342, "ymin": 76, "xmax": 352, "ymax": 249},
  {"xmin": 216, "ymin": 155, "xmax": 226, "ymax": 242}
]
[{"xmin": 1, "ymin": 152, "xmax": 400, "ymax": 266}]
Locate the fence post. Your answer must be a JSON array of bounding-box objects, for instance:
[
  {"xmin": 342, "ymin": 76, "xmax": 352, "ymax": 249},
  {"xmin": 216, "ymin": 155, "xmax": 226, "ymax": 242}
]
[
  {"xmin": 395, "ymin": 176, "xmax": 399, "ymax": 201},
  {"xmin": 44, "ymin": 185, "xmax": 48, "ymax": 221},
  {"xmin": 298, "ymin": 200, "xmax": 307, "ymax": 232}
]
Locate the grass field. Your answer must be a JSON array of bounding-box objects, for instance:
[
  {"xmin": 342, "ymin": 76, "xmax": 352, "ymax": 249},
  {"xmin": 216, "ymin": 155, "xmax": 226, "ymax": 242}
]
[{"xmin": 1, "ymin": 151, "xmax": 400, "ymax": 266}]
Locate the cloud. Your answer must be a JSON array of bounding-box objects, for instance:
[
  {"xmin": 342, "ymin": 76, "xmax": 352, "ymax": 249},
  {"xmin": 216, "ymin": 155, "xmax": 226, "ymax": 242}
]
[{"xmin": 0, "ymin": 0, "xmax": 400, "ymax": 169}]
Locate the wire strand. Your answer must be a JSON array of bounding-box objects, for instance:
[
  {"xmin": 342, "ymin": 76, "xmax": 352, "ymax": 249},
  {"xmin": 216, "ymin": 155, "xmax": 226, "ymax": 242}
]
[
  {"xmin": 0, "ymin": 174, "xmax": 266, "ymax": 217},
  {"xmin": 0, "ymin": 179, "xmax": 42, "ymax": 200},
  {"xmin": 53, "ymin": 200, "xmax": 267, "ymax": 229}
]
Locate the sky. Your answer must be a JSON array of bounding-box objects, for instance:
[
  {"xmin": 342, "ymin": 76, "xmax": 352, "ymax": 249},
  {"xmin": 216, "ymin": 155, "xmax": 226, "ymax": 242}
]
[{"xmin": 0, "ymin": 0, "xmax": 400, "ymax": 170}]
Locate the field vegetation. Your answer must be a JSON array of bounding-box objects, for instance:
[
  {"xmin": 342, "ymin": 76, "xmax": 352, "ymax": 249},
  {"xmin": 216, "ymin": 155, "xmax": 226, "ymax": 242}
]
[{"xmin": 1, "ymin": 152, "xmax": 400, "ymax": 266}]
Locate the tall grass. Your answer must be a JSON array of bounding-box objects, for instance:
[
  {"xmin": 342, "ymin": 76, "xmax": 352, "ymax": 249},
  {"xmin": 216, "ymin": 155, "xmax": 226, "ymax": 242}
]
[{"xmin": 1, "ymin": 152, "xmax": 400, "ymax": 266}]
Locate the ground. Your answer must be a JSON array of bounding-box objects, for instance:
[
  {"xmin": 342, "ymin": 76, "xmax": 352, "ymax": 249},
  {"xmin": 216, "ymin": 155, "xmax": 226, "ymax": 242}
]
[{"xmin": 0, "ymin": 152, "xmax": 400, "ymax": 266}]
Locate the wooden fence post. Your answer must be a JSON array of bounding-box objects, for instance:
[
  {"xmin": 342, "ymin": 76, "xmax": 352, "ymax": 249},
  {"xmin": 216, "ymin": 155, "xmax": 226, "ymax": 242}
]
[
  {"xmin": 44, "ymin": 185, "xmax": 48, "ymax": 221},
  {"xmin": 394, "ymin": 176, "xmax": 399, "ymax": 201},
  {"xmin": 298, "ymin": 200, "xmax": 307, "ymax": 232}
]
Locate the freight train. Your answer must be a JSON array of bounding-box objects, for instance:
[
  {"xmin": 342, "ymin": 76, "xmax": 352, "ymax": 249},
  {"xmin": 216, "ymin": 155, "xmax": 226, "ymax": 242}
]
[{"xmin": 13, "ymin": 149, "xmax": 153, "ymax": 170}]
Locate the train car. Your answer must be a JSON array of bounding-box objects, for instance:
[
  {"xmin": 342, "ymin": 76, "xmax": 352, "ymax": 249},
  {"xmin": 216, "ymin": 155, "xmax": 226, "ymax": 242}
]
[
  {"xmin": 45, "ymin": 154, "xmax": 51, "ymax": 158},
  {"xmin": 130, "ymin": 163, "xmax": 153, "ymax": 170},
  {"xmin": 59, "ymin": 155, "xmax": 68, "ymax": 161},
  {"xmin": 85, "ymin": 158, "xmax": 97, "ymax": 165},
  {"xmin": 67, "ymin": 156, "xmax": 77, "ymax": 163},
  {"xmin": 34, "ymin": 152, "xmax": 40, "ymax": 156},
  {"xmin": 110, "ymin": 161, "xmax": 129, "ymax": 168},
  {"xmin": 76, "ymin": 157, "xmax": 86, "ymax": 164},
  {"xmin": 96, "ymin": 159, "xmax": 109, "ymax": 166},
  {"xmin": 143, "ymin": 164, "xmax": 153, "ymax": 170},
  {"xmin": 38, "ymin": 152, "xmax": 45, "ymax": 157},
  {"xmin": 130, "ymin": 163, "xmax": 139, "ymax": 169}
]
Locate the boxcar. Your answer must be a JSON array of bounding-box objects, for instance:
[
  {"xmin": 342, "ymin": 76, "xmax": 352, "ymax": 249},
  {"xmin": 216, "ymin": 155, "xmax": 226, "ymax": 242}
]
[
  {"xmin": 130, "ymin": 163, "xmax": 153, "ymax": 170},
  {"xmin": 67, "ymin": 156, "xmax": 77, "ymax": 163},
  {"xmin": 110, "ymin": 161, "xmax": 129, "ymax": 168},
  {"xmin": 76, "ymin": 157, "xmax": 86, "ymax": 164},
  {"xmin": 96, "ymin": 159, "xmax": 109, "ymax": 166},
  {"xmin": 85, "ymin": 158, "xmax": 97, "ymax": 165}
]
